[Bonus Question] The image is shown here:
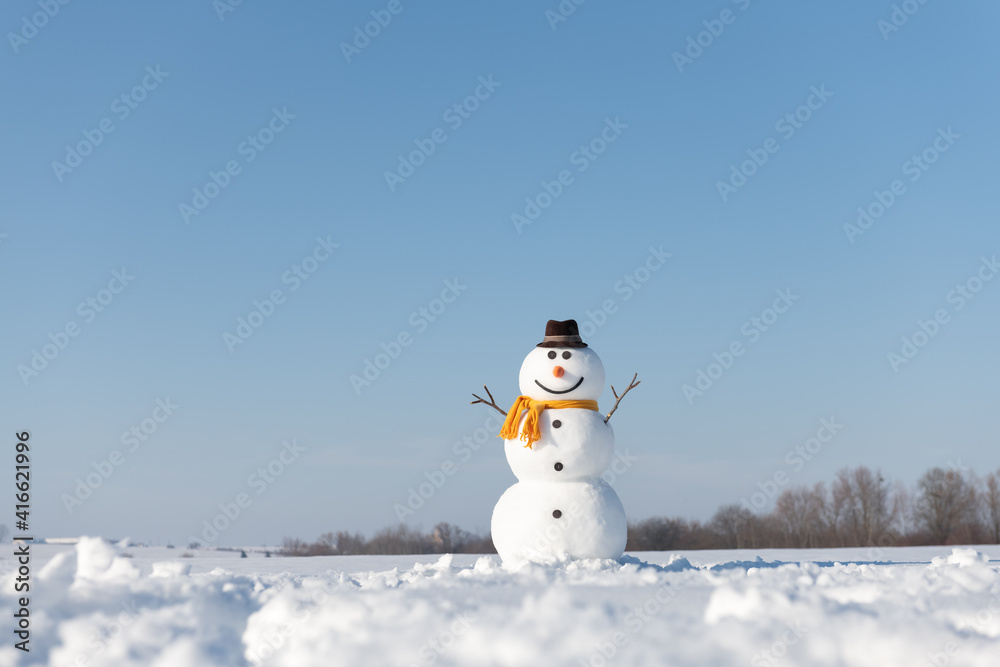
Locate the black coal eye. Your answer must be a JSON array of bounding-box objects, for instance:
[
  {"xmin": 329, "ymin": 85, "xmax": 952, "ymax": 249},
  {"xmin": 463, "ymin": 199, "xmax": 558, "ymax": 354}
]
[
  {"xmin": 562, "ymin": 351, "xmax": 571, "ymax": 359},
  {"xmin": 547, "ymin": 351, "xmax": 556, "ymax": 359},
  {"xmin": 552, "ymin": 510, "xmax": 562, "ymax": 519}
]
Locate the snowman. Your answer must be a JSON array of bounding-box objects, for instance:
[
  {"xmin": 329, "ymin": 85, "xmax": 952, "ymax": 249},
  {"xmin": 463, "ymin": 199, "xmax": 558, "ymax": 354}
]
[{"xmin": 471, "ymin": 319, "xmax": 640, "ymax": 564}]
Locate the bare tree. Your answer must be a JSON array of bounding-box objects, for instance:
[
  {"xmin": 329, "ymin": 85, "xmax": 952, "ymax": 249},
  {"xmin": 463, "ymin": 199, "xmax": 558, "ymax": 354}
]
[
  {"xmin": 366, "ymin": 524, "xmax": 430, "ymax": 555},
  {"xmin": 774, "ymin": 484, "xmax": 831, "ymax": 548},
  {"xmin": 831, "ymin": 466, "xmax": 894, "ymax": 547},
  {"xmin": 747, "ymin": 513, "xmax": 785, "ymax": 549},
  {"xmin": 709, "ymin": 504, "xmax": 753, "ymax": 549},
  {"xmin": 284, "ymin": 531, "xmax": 361, "ymax": 556},
  {"xmin": 707, "ymin": 504, "xmax": 784, "ymax": 549},
  {"xmin": 281, "ymin": 537, "xmax": 308, "ymax": 556},
  {"xmin": 431, "ymin": 522, "xmax": 476, "ymax": 553},
  {"xmin": 333, "ymin": 530, "xmax": 367, "ymax": 555},
  {"xmin": 982, "ymin": 469, "xmax": 1000, "ymax": 544},
  {"xmin": 889, "ymin": 480, "xmax": 914, "ymax": 539},
  {"xmin": 312, "ymin": 532, "xmax": 337, "ymax": 555},
  {"xmin": 627, "ymin": 517, "xmax": 685, "ymax": 551},
  {"xmin": 914, "ymin": 467, "xmax": 979, "ymax": 544}
]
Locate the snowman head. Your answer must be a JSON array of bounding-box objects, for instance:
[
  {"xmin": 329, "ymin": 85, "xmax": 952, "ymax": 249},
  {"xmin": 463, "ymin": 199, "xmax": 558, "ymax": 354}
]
[{"xmin": 517, "ymin": 319, "xmax": 605, "ymax": 402}]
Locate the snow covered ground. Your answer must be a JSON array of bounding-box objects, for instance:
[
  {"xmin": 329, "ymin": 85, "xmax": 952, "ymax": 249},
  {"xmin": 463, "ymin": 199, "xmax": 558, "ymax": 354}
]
[{"xmin": 2, "ymin": 539, "xmax": 999, "ymax": 666}]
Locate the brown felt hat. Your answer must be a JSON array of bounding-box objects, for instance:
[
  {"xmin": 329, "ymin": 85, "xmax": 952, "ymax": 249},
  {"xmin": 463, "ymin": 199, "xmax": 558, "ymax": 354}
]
[{"xmin": 536, "ymin": 319, "xmax": 588, "ymax": 348}]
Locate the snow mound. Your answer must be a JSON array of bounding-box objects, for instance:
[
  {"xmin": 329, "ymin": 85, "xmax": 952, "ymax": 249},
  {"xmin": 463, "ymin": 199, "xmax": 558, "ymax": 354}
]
[
  {"xmin": 930, "ymin": 547, "xmax": 990, "ymax": 569},
  {"xmin": 2, "ymin": 542, "xmax": 1000, "ymax": 666}
]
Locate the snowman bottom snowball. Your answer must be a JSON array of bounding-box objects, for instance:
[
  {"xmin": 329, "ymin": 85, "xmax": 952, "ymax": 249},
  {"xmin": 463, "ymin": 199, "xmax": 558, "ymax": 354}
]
[{"xmin": 491, "ymin": 479, "xmax": 627, "ymax": 563}]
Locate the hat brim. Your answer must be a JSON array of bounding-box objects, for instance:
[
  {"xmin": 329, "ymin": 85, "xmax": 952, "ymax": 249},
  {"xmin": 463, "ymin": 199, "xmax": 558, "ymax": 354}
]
[{"xmin": 536, "ymin": 340, "xmax": 588, "ymax": 348}]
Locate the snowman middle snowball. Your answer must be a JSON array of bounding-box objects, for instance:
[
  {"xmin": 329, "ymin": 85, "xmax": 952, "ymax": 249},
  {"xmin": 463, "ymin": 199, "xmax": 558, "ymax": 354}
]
[
  {"xmin": 491, "ymin": 335, "xmax": 627, "ymax": 564},
  {"xmin": 505, "ymin": 346, "xmax": 614, "ymax": 481}
]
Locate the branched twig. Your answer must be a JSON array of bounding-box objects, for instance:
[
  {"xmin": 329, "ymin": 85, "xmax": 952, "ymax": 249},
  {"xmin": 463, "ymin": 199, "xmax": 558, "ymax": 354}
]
[
  {"xmin": 470, "ymin": 385, "xmax": 507, "ymax": 416},
  {"xmin": 604, "ymin": 373, "xmax": 640, "ymax": 424}
]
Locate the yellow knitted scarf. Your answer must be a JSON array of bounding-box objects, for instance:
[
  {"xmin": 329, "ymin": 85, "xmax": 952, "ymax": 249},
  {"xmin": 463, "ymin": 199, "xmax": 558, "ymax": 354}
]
[{"xmin": 499, "ymin": 396, "xmax": 599, "ymax": 449}]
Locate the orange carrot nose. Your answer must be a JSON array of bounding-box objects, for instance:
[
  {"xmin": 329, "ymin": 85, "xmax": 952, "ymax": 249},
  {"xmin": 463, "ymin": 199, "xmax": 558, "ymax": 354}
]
[{"xmin": 553, "ymin": 366, "xmax": 565, "ymax": 378}]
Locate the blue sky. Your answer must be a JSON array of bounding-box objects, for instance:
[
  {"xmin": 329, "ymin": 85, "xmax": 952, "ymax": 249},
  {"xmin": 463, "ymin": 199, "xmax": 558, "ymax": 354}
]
[{"xmin": 2, "ymin": 1, "xmax": 998, "ymax": 546}]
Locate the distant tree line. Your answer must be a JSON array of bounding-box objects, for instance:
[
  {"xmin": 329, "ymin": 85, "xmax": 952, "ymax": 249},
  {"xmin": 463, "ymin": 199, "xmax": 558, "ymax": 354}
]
[
  {"xmin": 282, "ymin": 465, "xmax": 1000, "ymax": 556},
  {"xmin": 282, "ymin": 522, "xmax": 495, "ymax": 556},
  {"xmin": 628, "ymin": 465, "xmax": 1000, "ymax": 551}
]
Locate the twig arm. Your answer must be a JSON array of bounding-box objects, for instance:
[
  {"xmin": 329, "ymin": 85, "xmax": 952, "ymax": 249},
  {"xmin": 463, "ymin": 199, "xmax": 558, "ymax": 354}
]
[
  {"xmin": 604, "ymin": 373, "xmax": 640, "ymax": 424},
  {"xmin": 470, "ymin": 385, "xmax": 507, "ymax": 416}
]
